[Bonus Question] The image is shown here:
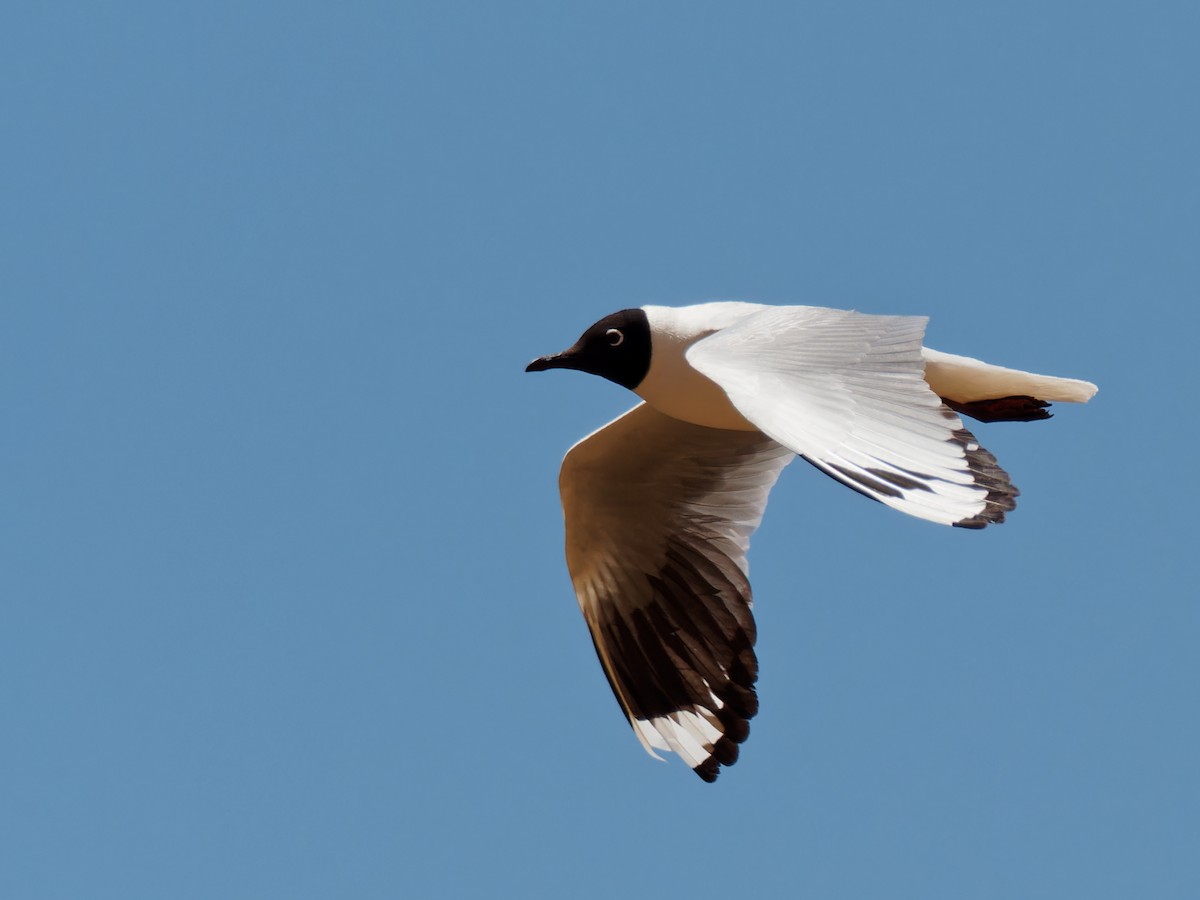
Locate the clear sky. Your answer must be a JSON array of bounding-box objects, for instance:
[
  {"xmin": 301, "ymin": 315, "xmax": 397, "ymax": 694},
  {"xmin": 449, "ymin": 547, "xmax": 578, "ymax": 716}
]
[{"xmin": 3, "ymin": 2, "xmax": 1197, "ymax": 898}]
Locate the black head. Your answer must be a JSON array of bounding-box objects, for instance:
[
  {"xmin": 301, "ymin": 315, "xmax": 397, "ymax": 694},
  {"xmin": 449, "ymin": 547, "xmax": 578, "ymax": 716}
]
[{"xmin": 525, "ymin": 308, "xmax": 651, "ymax": 390}]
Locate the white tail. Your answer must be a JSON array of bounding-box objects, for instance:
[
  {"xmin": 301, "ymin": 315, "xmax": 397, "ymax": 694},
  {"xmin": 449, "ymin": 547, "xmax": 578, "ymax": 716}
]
[{"xmin": 922, "ymin": 348, "xmax": 1098, "ymax": 405}]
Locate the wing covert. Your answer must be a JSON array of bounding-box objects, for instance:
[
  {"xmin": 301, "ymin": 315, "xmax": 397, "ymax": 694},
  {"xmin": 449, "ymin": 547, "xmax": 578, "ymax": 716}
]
[{"xmin": 687, "ymin": 306, "xmax": 1018, "ymax": 527}]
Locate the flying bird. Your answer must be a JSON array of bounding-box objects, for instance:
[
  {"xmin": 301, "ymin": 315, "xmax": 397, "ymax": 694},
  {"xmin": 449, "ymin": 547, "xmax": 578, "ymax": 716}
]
[{"xmin": 526, "ymin": 303, "xmax": 1097, "ymax": 782}]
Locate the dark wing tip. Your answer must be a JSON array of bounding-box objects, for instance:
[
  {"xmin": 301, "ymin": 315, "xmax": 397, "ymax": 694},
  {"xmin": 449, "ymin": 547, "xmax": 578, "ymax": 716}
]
[
  {"xmin": 694, "ymin": 719, "xmax": 753, "ymax": 781},
  {"xmin": 711, "ymin": 735, "xmax": 742, "ymax": 766},
  {"xmin": 951, "ymin": 426, "xmax": 1020, "ymax": 528}
]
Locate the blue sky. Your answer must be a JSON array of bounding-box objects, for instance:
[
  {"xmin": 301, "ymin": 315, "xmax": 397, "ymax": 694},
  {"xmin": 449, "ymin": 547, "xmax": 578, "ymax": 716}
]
[{"xmin": 2, "ymin": 2, "xmax": 1197, "ymax": 897}]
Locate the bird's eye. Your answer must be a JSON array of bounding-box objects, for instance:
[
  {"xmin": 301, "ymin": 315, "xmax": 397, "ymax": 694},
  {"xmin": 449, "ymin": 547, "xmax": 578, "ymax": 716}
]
[{"xmin": 606, "ymin": 328, "xmax": 624, "ymax": 347}]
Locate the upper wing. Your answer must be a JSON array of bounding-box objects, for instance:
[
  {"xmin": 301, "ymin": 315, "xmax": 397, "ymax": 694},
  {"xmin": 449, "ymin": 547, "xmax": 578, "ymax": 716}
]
[
  {"xmin": 687, "ymin": 306, "xmax": 1017, "ymax": 528},
  {"xmin": 560, "ymin": 402, "xmax": 794, "ymax": 782}
]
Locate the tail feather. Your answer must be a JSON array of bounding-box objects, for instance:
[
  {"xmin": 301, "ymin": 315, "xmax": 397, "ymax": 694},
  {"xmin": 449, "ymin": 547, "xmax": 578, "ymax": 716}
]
[{"xmin": 923, "ymin": 348, "xmax": 1098, "ymax": 406}]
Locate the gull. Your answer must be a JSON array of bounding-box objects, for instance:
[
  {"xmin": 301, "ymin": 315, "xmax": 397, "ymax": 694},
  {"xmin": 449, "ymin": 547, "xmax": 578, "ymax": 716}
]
[{"xmin": 526, "ymin": 303, "xmax": 1097, "ymax": 781}]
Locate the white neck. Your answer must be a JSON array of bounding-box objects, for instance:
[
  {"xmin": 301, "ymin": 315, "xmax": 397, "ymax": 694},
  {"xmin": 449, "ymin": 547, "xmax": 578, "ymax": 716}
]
[{"xmin": 635, "ymin": 304, "xmax": 766, "ymax": 431}]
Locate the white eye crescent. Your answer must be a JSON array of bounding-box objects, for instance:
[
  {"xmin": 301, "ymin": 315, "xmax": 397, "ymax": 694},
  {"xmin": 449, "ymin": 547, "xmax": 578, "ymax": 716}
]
[{"xmin": 606, "ymin": 328, "xmax": 624, "ymax": 347}]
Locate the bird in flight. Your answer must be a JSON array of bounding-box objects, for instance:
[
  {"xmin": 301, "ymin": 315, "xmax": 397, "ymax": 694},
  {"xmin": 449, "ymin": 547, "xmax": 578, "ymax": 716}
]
[{"xmin": 526, "ymin": 303, "xmax": 1097, "ymax": 782}]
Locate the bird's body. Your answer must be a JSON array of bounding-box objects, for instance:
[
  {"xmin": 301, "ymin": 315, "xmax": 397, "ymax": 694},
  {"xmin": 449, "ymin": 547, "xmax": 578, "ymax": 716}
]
[
  {"xmin": 635, "ymin": 303, "xmax": 764, "ymax": 430},
  {"xmin": 637, "ymin": 302, "xmax": 1095, "ymax": 431},
  {"xmin": 527, "ymin": 303, "xmax": 1096, "ymax": 782}
]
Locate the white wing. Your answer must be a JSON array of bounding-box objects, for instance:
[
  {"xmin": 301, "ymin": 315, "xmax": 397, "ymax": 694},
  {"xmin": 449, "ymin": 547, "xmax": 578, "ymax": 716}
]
[
  {"xmin": 560, "ymin": 402, "xmax": 794, "ymax": 782},
  {"xmin": 687, "ymin": 306, "xmax": 1017, "ymax": 528}
]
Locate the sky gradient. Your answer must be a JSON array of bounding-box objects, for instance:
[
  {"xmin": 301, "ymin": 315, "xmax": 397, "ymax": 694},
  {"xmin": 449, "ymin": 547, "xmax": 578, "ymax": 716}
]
[{"xmin": 3, "ymin": 3, "xmax": 1197, "ymax": 898}]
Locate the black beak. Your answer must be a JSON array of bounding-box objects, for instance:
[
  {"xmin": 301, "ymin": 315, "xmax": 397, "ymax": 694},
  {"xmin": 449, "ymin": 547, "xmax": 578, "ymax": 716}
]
[{"xmin": 525, "ymin": 349, "xmax": 577, "ymax": 373}]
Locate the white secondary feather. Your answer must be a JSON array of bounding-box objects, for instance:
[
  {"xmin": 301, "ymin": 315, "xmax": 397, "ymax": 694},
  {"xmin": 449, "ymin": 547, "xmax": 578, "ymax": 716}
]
[
  {"xmin": 686, "ymin": 305, "xmax": 994, "ymax": 526},
  {"xmin": 559, "ymin": 402, "xmax": 794, "ymax": 778}
]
